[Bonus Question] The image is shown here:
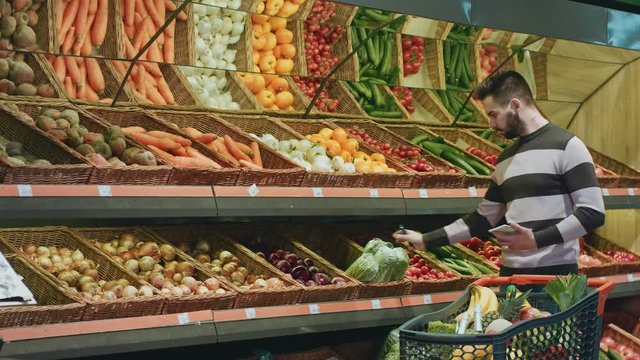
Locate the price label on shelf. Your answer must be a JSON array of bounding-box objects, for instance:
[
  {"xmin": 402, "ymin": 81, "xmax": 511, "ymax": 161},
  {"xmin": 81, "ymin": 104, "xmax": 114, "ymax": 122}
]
[
  {"xmin": 468, "ymin": 187, "xmax": 478, "ymax": 197},
  {"xmin": 628, "ymin": 188, "xmax": 636, "ymax": 196},
  {"xmin": 247, "ymin": 184, "xmax": 259, "ymax": 197},
  {"xmin": 369, "ymin": 189, "xmax": 379, "ymax": 198},
  {"xmin": 177, "ymin": 313, "xmax": 190, "ymax": 325},
  {"xmin": 244, "ymin": 308, "xmax": 257, "ymax": 319},
  {"xmin": 308, "ymin": 303, "xmax": 320, "ymax": 315},
  {"xmin": 628, "ymin": 274, "xmax": 635, "ymax": 282},
  {"xmin": 371, "ymin": 299, "xmax": 381, "ymax": 309},
  {"xmin": 602, "ymin": 188, "xmax": 610, "ymax": 196},
  {"xmin": 312, "ymin": 188, "xmax": 324, "ymax": 198},
  {"xmin": 423, "ymin": 295, "xmax": 433, "ymax": 305},
  {"xmin": 17, "ymin": 185, "xmax": 32, "ymax": 197},
  {"xmin": 98, "ymin": 185, "xmax": 112, "ymax": 197},
  {"xmin": 419, "ymin": 189, "xmax": 429, "ymax": 198}
]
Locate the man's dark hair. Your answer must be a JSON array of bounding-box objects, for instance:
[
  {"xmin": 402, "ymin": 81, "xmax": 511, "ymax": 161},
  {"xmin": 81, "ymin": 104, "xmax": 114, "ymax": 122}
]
[{"xmin": 473, "ymin": 70, "xmax": 534, "ymax": 106}]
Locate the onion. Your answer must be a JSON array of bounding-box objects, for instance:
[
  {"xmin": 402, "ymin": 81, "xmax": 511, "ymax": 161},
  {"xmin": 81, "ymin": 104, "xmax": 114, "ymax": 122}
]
[
  {"xmin": 196, "ymin": 286, "xmax": 209, "ymax": 295},
  {"xmin": 37, "ymin": 255, "xmax": 52, "ymax": 269},
  {"xmin": 110, "ymin": 239, "xmax": 120, "ymax": 248},
  {"xmin": 163, "ymin": 268, "xmax": 175, "ymax": 279},
  {"xmin": 101, "ymin": 291, "xmax": 117, "ymax": 301},
  {"xmin": 218, "ymin": 250, "xmax": 233, "ymax": 263},
  {"xmin": 122, "ymin": 285, "xmax": 138, "ymax": 299},
  {"xmin": 101, "ymin": 242, "xmax": 118, "ymax": 256},
  {"xmin": 119, "ymin": 238, "xmax": 135, "ymax": 250},
  {"xmin": 237, "ymin": 267, "xmax": 249, "ymax": 278},
  {"xmin": 138, "ymin": 242, "xmax": 160, "ymax": 259},
  {"xmin": 252, "ymin": 278, "xmax": 267, "ymax": 289},
  {"xmin": 305, "ymin": 280, "xmax": 317, "ymax": 287},
  {"xmin": 165, "ymin": 261, "xmax": 178, "ymax": 272},
  {"xmin": 83, "ymin": 268, "xmax": 100, "ymax": 281},
  {"xmin": 214, "ymin": 288, "xmax": 226, "ymax": 295},
  {"xmin": 103, "ymin": 280, "xmax": 118, "ymax": 291},
  {"xmin": 117, "ymin": 279, "xmax": 130, "ymax": 288},
  {"xmin": 195, "ymin": 254, "xmax": 211, "ymax": 263},
  {"xmin": 266, "ymin": 278, "xmax": 284, "ymax": 289},
  {"xmin": 81, "ymin": 282, "xmax": 99, "ymax": 294},
  {"xmin": 121, "ymin": 260, "xmax": 138, "ymax": 274},
  {"xmin": 176, "ymin": 261, "xmax": 195, "ymax": 276},
  {"xmin": 170, "ymin": 286, "xmax": 184, "ymax": 297},
  {"xmin": 120, "ymin": 251, "xmax": 133, "ymax": 261},
  {"xmin": 160, "ymin": 288, "xmax": 172, "ymax": 296},
  {"xmin": 120, "ymin": 233, "xmax": 138, "ymax": 244},
  {"xmin": 204, "ymin": 278, "xmax": 220, "ymax": 291},
  {"xmin": 77, "ymin": 275, "xmax": 94, "ymax": 288},
  {"xmin": 62, "ymin": 256, "xmax": 73, "ymax": 266},
  {"xmin": 195, "ymin": 240, "xmax": 211, "ymax": 255},
  {"xmin": 71, "ymin": 249, "xmax": 85, "ymax": 263},
  {"xmin": 181, "ymin": 276, "xmax": 199, "ymax": 292},
  {"xmin": 58, "ymin": 271, "xmax": 77, "ymax": 286},
  {"xmin": 117, "ymin": 246, "xmax": 129, "ymax": 255},
  {"xmin": 75, "ymin": 260, "xmax": 91, "ymax": 274},
  {"xmin": 211, "ymin": 266, "xmax": 222, "ymax": 274},
  {"xmin": 172, "ymin": 273, "xmax": 183, "ymax": 284},
  {"xmin": 36, "ymin": 246, "xmax": 50, "ymax": 256},
  {"xmin": 22, "ymin": 243, "xmax": 37, "ymax": 255},
  {"xmin": 152, "ymin": 264, "xmax": 164, "ymax": 273},
  {"xmin": 82, "ymin": 292, "xmax": 94, "ymax": 301},
  {"xmin": 331, "ymin": 277, "xmax": 346, "ymax": 285},
  {"xmin": 230, "ymin": 271, "xmax": 245, "ymax": 284},
  {"xmin": 50, "ymin": 254, "xmax": 62, "ymax": 263},
  {"xmin": 150, "ymin": 273, "xmax": 165, "ymax": 289},
  {"xmin": 138, "ymin": 256, "xmax": 156, "ymax": 272},
  {"xmin": 179, "ymin": 285, "xmax": 192, "ymax": 296},
  {"xmin": 138, "ymin": 285, "xmax": 155, "ymax": 297},
  {"xmin": 112, "ymin": 256, "xmax": 124, "ymax": 264},
  {"xmin": 313, "ymin": 273, "xmax": 331, "ymax": 286},
  {"xmin": 160, "ymin": 244, "xmax": 176, "ymax": 262},
  {"xmin": 162, "ymin": 281, "xmax": 174, "ymax": 290}
]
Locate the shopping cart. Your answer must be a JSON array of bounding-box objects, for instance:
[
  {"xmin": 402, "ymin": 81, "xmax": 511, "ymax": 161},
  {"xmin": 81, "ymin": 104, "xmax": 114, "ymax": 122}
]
[{"xmin": 400, "ymin": 275, "xmax": 615, "ymax": 359}]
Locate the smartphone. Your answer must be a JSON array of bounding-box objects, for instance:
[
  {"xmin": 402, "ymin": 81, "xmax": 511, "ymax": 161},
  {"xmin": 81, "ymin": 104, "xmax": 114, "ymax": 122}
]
[{"xmin": 489, "ymin": 224, "xmax": 518, "ymax": 234}]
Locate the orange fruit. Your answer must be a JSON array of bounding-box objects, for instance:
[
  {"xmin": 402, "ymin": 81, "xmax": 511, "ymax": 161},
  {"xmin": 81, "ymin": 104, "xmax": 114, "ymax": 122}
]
[
  {"xmin": 260, "ymin": 49, "xmax": 273, "ymax": 58},
  {"xmin": 325, "ymin": 139, "xmax": 342, "ymax": 156},
  {"xmin": 263, "ymin": 32, "xmax": 277, "ymax": 51},
  {"xmin": 252, "ymin": 32, "xmax": 266, "ymax": 50},
  {"xmin": 275, "ymin": 29, "xmax": 293, "ymax": 44},
  {"xmin": 331, "ymin": 128, "xmax": 347, "ymax": 144},
  {"xmin": 259, "ymin": 54, "xmax": 277, "ymax": 72},
  {"xmin": 265, "ymin": 0, "xmax": 284, "ymax": 16},
  {"xmin": 319, "ymin": 128, "xmax": 333, "ymax": 140},
  {"xmin": 256, "ymin": 89, "xmax": 275, "ymax": 107},
  {"xmin": 252, "ymin": 14, "xmax": 269, "ymax": 25},
  {"xmin": 274, "ymin": 44, "xmax": 296, "ymax": 60},
  {"xmin": 339, "ymin": 150, "xmax": 352, "ymax": 163},
  {"xmin": 277, "ymin": 1, "xmax": 299, "ymax": 17},
  {"xmin": 274, "ymin": 91, "xmax": 294, "ymax": 109},
  {"xmin": 252, "ymin": 24, "xmax": 264, "ymax": 34},
  {"xmin": 343, "ymin": 138, "xmax": 359, "ymax": 154},
  {"xmin": 267, "ymin": 77, "xmax": 289, "ymax": 92},
  {"xmin": 252, "ymin": 50, "xmax": 261, "ymax": 65},
  {"xmin": 270, "ymin": 104, "xmax": 280, "ymax": 110},
  {"xmin": 250, "ymin": 75, "xmax": 266, "ymax": 94},
  {"xmin": 274, "ymin": 58, "xmax": 294, "ymax": 74},
  {"xmin": 308, "ymin": 134, "xmax": 324, "ymax": 144},
  {"xmin": 370, "ymin": 153, "xmax": 386, "ymax": 163},
  {"xmin": 268, "ymin": 17, "xmax": 287, "ymax": 31}
]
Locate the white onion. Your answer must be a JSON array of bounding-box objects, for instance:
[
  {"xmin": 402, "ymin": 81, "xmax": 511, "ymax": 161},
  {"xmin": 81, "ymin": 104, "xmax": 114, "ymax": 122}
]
[
  {"xmin": 36, "ymin": 246, "xmax": 50, "ymax": 257},
  {"xmin": 101, "ymin": 291, "xmax": 117, "ymax": 301},
  {"xmin": 196, "ymin": 286, "xmax": 210, "ymax": 295},
  {"xmin": 170, "ymin": 287, "xmax": 184, "ymax": 297},
  {"xmin": 121, "ymin": 286, "xmax": 138, "ymax": 299},
  {"xmin": 160, "ymin": 288, "xmax": 172, "ymax": 297},
  {"xmin": 38, "ymin": 256, "xmax": 52, "ymax": 269},
  {"xmin": 179, "ymin": 285, "xmax": 192, "ymax": 296},
  {"xmin": 214, "ymin": 288, "xmax": 226, "ymax": 295},
  {"xmin": 138, "ymin": 285, "xmax": 155, "ymax": 297}
]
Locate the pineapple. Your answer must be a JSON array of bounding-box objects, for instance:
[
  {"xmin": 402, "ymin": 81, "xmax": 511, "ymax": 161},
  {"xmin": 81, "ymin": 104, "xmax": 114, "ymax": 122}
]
[{"xmin": 482, "ymin": 289, "xmax": 531, "ymax": 329}]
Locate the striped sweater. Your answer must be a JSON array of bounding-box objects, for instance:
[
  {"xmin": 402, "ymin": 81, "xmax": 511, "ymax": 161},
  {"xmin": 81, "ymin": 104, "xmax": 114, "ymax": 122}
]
[{"xmin": 423, "ymin": 123, "xmax": 605, "ymax": 272}]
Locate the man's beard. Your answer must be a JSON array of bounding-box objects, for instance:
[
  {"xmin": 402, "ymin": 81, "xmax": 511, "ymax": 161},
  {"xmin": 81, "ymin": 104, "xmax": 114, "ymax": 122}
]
[{"xmin": 503, "ymin": 111, "xmax": 526, "ymax": 139}]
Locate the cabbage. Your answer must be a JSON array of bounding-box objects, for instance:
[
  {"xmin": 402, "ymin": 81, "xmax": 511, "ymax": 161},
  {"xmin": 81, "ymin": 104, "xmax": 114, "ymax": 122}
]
[
  {"xmin": 377, "ymin": 328, "xmax": 400, "ymax": 360},
  {"xmin": 345, "ymin": 253, "xmax": 379, "ymax": 283},
  {"xmin": 363, "ymin": 238, "xmax": 393, "ymax": 255}
]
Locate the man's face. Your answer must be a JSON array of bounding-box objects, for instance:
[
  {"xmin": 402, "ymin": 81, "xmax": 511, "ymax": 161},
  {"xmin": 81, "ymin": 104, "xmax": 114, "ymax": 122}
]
[{"xmin": 481, "ymin": 96, "xmax": 524, "ymax": 139}]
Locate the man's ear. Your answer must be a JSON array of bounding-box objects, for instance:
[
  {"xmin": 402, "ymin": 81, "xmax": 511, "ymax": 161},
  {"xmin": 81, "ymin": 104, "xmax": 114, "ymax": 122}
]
[{"xmin": 509, "ymin": 98, "xmax": 522, "ymax": 111}]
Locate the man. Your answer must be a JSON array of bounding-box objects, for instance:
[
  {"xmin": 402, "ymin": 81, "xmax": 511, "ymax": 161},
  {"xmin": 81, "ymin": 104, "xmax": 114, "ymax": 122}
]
[{"xmin": 393, "ymin": 70, "xmax": 605, "ymax": 276}]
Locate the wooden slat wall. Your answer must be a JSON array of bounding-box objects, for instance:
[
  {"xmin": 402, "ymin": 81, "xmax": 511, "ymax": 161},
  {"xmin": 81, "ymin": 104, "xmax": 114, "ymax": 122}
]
[{"xmin": 569, "ymin": 58, "xmax": 640, "ymax": 252}]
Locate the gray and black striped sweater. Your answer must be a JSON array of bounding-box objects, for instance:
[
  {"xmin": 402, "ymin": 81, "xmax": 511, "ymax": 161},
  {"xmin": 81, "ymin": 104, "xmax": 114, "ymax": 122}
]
[{"xmin": 423, "ymin": 123, "xmax": 605, "ymax": 274}]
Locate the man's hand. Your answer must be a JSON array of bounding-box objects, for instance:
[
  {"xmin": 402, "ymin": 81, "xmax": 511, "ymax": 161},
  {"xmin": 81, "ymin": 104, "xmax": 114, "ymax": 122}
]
[
  {"xmin": 493, "ymin": 222, "xmax": 537, "ymax": 250},
  {"xmin": 392, "ymin": 229, "xmax": 425, "ymax": 251}
]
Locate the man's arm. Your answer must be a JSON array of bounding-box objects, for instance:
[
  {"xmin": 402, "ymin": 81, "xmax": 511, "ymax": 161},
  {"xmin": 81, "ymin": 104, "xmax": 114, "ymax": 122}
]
[
  {"xmin": 533, "ymin": 137, "xmax": 605, "ymax": 248},
  {"xmin": 421, "ymin": 180, "xmax": 506, "ymax": 249}
]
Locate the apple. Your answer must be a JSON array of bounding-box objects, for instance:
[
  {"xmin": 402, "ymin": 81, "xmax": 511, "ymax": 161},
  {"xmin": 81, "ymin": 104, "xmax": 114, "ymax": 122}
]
[{"xmin": 519, "ymin": 307, "xmax": 541, "ymax": 320}]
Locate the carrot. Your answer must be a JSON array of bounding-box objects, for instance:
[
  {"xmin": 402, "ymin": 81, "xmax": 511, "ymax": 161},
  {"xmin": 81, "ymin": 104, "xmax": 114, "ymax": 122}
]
[
  {"xmin": 145, "ymin": 84, "xmax": 167, "ymax": 105},
  {"xmin": 64, "ymin": 56, "xmax": 81, "ymax": 84},
  {"xmin": 135, "ymin": 0, "xmax": 149, "ymax": 18},
  {"xmin": 235, "ymin": 141, "xmax": 253, "ymax": 156},
  {"xmin": 224, "ymin": 135, "xmax": 252, "ymax": 162},
  {"xmin": 64, "ymin": 76, "xmax": 76, "ymax": 98},
  {"xmin": 76, "ymin": 58, "xmax": 87, "ymax": 99},
  {"xmin": 164, "ymin": 18, "xmax": 175, "ymax": 38},
  {"xmin": 181, "ymin": 127, "xmax": 204, "ymax": 139},
  {"xmin": 146, "ymin": 131, "xmax": 191, "ymax": 147},
  {"xmin": 122, "ymin": 126, "xmax": 147, "ymax": 134},
  {"xmin": 156, "ymin": 77, "xmax": 175, "ymax": 105},
  {"xmin": 239, "ymin": 159, "xmax": 263, "ymax": 170},
  {"xmin": 92, "ymin": 0, "xmax": 109, "ymax": 46},
  {"xmin": 163, "ymin": 35, "xmax": 174, "ymax": 63},
  {"xmin": 59, "ymin": 0, "xmax": 79, "ymax": 42},
  {"xmin": 61, "ymin": 26, "xmax": 76, "ymax": 53},
  {"xmin": 123, "ymin": 33, "xmax": 137, "ymax": 58},
  {"xmin": 186, "ymin": 147, "xmax": 222, "ymax": 169},
  {"xmin": 125, "ymin": 0, "xmax": 136, "ymax": 27},
  {"xmin": 198, "ymin": 133, "xmax": 218, "ymax": 144},
  {"xmin": 147, "ymin": 144, "xmax": 174, "ymax": 163},
  {"xmin": 111, "ymin": 60, "xmax": 127, "ymax": 76},
  {"xmin": 172, "ymin": 147, "xmax": 189, "ymax": 157},
  {"xmin": 133, "ymin": 26, "xmax": 146, "ymax": 52},
  {"xmin": 212, "ymin": 138, "xmax": 240, "ymax": 166},
  {"xmin": 132, "ymin": 89, "xmax": 150, "ymax": 103},
  {"xmin": 250, "ymin": 141, "xmax": 263, "ymax": 168},
  {"xmin": 85, "ymin": 58, "xmax": 105, "ymax": 93},
  {"xmin": 130, "ymin": 132, "xmax": 181, "ymax": 151},
  {"xmin": 177, "ymin": 10, "xmax": 187, "ymax": 21},
  {"xmin": 56, "ymin": 0, "xmax": 66, "ymax": 35},
  {"xmin": 135, "ymin": 63, "xmax": 146, "ymax": 95},
  {"xmin": 74, "ymin": 0, "xmax": 90, "ymax": 41},
  {"xmin": 53, "ymin": 56, "xmax": 66, "ymax": 82},
  {"xmin": 80, "ymin": 31, "xmax": 93, "ymax": 56},
  {"xmin": 85, "ymin": 85, "xmax": 101, "ymax": 101},
  {"xmin": 143, "ymin": 0, "xmax": 163, "ymax": 28},
  {"xmin": 164, "ymin": 0, "xmax": 177, "ymax": 11},
  {"xmin": 147, "ymin": 40, "xmax": 163, "ymax": 63},
  {"xmin": 173, "ymin": 156, "xmax": 221, "ymax": 169},
  {"xmin": 155, "ymin": 0, "xmax": 165, "ymax": 22}
]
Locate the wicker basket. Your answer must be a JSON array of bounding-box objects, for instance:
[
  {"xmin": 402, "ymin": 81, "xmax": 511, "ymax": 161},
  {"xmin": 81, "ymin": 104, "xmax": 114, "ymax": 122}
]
[
  {"xmin": 71, "ymin": 227, "xmax": 237, "ymax": 313},
  {"xmin": 590, "ymin": 149, "xmax": 640, "ymax": 187},
  {"xmin": 11, "ymin": 101, "xmax": 172, "ymax": 185},
  {"xmin": 178, "ymin": 68, "xmax": 259, "ymax": 111},
  {"xmin": 146, "ymin": 225, "xmax": 303, "ymax": 309},
  {"xmin": 0, "ymin": 106, "xmax": 92, "ymax": 184},
  {"xmin": 426, "ymin": 127, "xmax": 496, "ymax": 168},
  {"xmin": 294, "ymin": 227, "xmax": 412, "ymax": 299},
  {"xmin": 578, "ymin": 243, "xmax": 618, "ymax": 277},
  {"xmin": 151, "ymin": 109, "xmax": 305, "ymax": 187},
  {"xmin": 49, "ymin": 0, "xmax": 123, "ymax": 58},
  {"xmin": 406, "ymin": 88, "xmax": 453, "ymax": 125},
  {"xmin": 27, "ymin": 0, "xmax": 53, "ymax": 53},
  {"xmin": 417, "ymin": 248, "xmax": 494, "ymax": 288},
  {"xmin": 303, "ymin": 23, "xmax": 358, "ymax": 81},
  {"xmin": 83, "ymin": 106, "xmax": 241, "ymax": 186},
  {"xmin": 586, "ymin": 233, "xmax": 640, "ymax": 275},
  {"xmin": 218, "ymin": 224, "xmax": 360, "ymax": 303},
  {"xmin": 0, "ymin": 53, "xmax": 66, "ymax": 102},
  {"xmin": 603, "ymin": 324, "xmax": 640, "ymax": 354},
  {"xmin": 279, "ymin": 118, "xmax": 416, "ymax": 188},
  {"xmin": 0, "ymin": 227, "xmax": 165, "ymax": 321},
  {"xmin": 406, "ymin": 251, "xmax": 466, "ymax": 294},
  {"xmin": 217, "ymin": 113, "xmax": 367, "ymax": 188},
  {"xmin": 329, "ymin": 119, "xmax": 466, "ymax": 189},
  {"xmin": 0, "ymin": 254, "xmax": 85, "ymax": 328},
  {"xmin": 383, "ymin": 123, "xmax": 493, "ymax": 188}
]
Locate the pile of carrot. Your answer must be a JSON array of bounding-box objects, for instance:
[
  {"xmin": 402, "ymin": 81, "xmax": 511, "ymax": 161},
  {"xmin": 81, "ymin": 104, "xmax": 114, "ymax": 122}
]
[
  {"xmin": 56, "ymin": 0, "xmax": 108, "ymax": 56},
  {"xmin": 46, "ymin": 55, "xmax": 108, "ymax": 102},
  {"xmin": 112, "ymin": 0, "xmax": 186, "ymax": 105},
  {"xmin": 181, "ymin": 127, "xmax": 264, "ymax": 170},
  {"xmin": 121, "ymin": 126, "xmax": 222, "ymax": 169}
]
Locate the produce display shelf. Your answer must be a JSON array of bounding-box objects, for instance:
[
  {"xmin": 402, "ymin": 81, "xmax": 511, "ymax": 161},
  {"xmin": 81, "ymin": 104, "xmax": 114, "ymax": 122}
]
[
  {"xmin": 1, "ymin": 272, "xmax": 639, "ymax": 359},
  {"xmin": 0, "ymin": 186, "xmax": 638, "ymax": 220}
]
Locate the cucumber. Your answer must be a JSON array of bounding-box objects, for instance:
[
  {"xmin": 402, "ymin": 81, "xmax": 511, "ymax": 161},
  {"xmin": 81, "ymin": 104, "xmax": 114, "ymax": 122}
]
[
  {"xmin": 359, "ymin": 77, "xmax": 388, "ymax": 85},
  {"xmin": 441, "ymin": 150, "xmax": 479, "ymax": 175},
  {"xmin": 454, "ymin": 45, "xmax": 466, "ymax": 86},
  {"xmin": 363, "ymin": 9, "xmax": 392, "ymax": 22},
  {"xmin": 358, "ymin": 63, "xmax": 372, "ymax": 77},
  {"xmin": 430, "ymin": 247, "xmax": 456, "ymax": 259},
  {"xmin": 443, "ymin": 40, "xmax": 451, "ymax": 67},
  {"xmin": 479, "ymin": 128, "xmax": 493, "ymax": 139},
  {"xmin": 420, "ymin": 141, "xmax": 445, "ymax": 157},
  {"xmin": 410, "ymin": 134, "xmax": 431, "ymax": 145},
  {"xmin": 351, "ymin": 82, "xmax": 372, "ymax": 99},
  {"xmin": 465, "ymin": 157, "xmax": 492, "ymax": 175},
  {"xmin": 369, "ymin": 110, "xmax": 402, "ymax": 118},
  {"xmin": 379, "ymin": 37, "xmax": 394, "ymax": 76},
  {"xmin": 447, "ymin": 43, "xmax": 461, "ymax": 84},
  {"xmin": 469, "ymin": 261, "xmax": 494, "ymax": 275},
  {"xmin": 370, "ymin": 84, "xmax": 384, "ymax": 108},
  {"xmin": 608, "ymin": 349, "xmax": 623, "ymax": 360}
]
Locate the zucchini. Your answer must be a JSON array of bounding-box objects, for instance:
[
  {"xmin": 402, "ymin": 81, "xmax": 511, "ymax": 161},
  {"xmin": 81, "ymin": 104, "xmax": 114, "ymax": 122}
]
[
  {"xmin": 342, "ymin": 81, "xmax": 360, "ymax": 100},
  {"xmin": 441, "ymin": 150, "xmax": 478, "ymax": 175},
  {"xmin": 468, "ymin": 261, "xmax": 494, "ymax": 275}
]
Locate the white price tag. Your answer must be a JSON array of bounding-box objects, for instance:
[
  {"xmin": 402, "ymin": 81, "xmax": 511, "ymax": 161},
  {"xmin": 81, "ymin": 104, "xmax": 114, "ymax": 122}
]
[
  {"xmin": 244, "ymin": 308, "xmax": 257, "ymax": 319},
  {"xmin": 369, "ymin": 189, "xmax": 379, "ymax": 198},
  {"xmin": 17, "ymin": 184, "xmax": 32, "ymax": 197},
  {"xmin": 177, "ymin": 313, "xmax": 190, "ymax": 325},
  {"xmin": 628, "ymin": 188, "xmax": 636, "ymax": 196},
  {"xmin": 98, "ymin": 185, "xmax": 112, "ymax": 197},
  {"xmin": 468, "ymin": 186, "xmax": 478, "ymax": 197},
  {"xmin": 602, "ymin": 188, "xmax": 610, "ymax": 196},
  {"xmin": 627, "ymin": 274, "xmax": 635, "ymax": 282},
  {"xmin": 419, "ymin": 189, "xmax": 429, "ymax": 198},
  {"xmin": 247, "ymin": 184, "xmax": 259, "ymax": 197},
  {"xmin": 312, "ymin": 187, "xmax": 323, "ymax": 198},
  {"xmin": 423, "ymin": 294, "xmax": 433, "ymax": 304},
  {"xmin": 371, "ymin": 299, "xmax": 381, "ymax": 309},
  {"xmin": 308, "ymin": 303, "xmax": 320, "ymax": 314}
]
